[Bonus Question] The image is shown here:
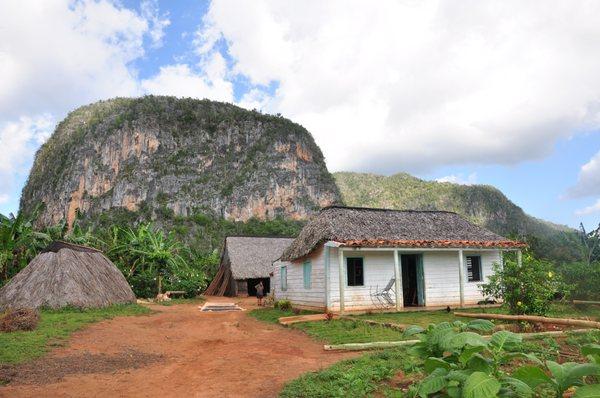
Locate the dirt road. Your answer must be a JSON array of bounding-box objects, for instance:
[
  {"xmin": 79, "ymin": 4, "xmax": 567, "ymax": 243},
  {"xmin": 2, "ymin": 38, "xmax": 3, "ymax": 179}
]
[{"xmin": 0, "ymin": 298, "xmax": 354, "ymax": 397}]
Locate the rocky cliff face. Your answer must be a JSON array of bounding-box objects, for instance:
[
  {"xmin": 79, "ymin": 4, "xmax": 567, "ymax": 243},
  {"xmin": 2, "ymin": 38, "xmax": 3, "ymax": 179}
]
[{"xmin": 21, "ymin": 96, "xmax": 341, "ymax": 227}]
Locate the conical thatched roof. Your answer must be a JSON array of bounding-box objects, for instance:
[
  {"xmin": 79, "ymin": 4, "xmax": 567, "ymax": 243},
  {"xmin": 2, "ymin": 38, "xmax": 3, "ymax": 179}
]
[
  {"xmin": 0, "ymin": 241, "xmax": 136, "ymax": 310},
  {"xmin": 281, "ymin": 206, "xmax": 526, "ymax": 261}
]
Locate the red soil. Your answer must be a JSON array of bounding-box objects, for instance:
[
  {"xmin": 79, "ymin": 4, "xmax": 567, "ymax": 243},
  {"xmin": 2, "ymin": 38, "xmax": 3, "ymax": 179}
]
[{"xmin": 0, "ymin": 297, "xmax": 355, "ymax": 397}]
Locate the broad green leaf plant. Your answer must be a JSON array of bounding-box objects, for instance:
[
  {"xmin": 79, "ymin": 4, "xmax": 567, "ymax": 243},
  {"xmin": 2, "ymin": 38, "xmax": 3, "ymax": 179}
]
[{"xmin": 407, "ymin": 321, "xmax": 600, "ymax": 397}]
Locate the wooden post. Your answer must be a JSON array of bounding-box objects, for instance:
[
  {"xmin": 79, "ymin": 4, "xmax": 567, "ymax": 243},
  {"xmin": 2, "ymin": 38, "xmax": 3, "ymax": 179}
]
[
  {"xmin": 517, "ymin": 250, "xmax": 523, "ymax": 267},
  {"xmin": 393, "ymin": 249, "xmax": 402, "ymax": 311},
  {"xmin": 458, "ymin": 250, "xmax": 465, "ymax": 308},
  {"xmin": 338, "ymin": 248, "xmax": 345, "ymax": 314}
]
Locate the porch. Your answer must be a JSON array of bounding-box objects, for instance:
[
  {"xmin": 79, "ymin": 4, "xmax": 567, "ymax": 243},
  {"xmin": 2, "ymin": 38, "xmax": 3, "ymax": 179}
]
[{"xmin": 326, "ymin": 244, "xmax": 522, "ymax": 314}]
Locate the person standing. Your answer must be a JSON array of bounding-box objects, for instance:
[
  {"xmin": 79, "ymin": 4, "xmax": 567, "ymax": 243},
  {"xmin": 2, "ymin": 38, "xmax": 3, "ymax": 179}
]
[{"xmin": 255, "ymin": 281, "xmax": 264, "ymax": 306}]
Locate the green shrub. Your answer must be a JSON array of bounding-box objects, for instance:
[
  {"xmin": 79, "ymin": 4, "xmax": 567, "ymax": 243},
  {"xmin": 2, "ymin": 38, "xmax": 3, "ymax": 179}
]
[
  {"xmin": 556, "ymin": 261, "xmax": 600, "ymax": 301},
  {"xmin": 275, "ymin": 299, "xmax": 292, "ymax": 311},
  {"xmin": 163, "ymin": 269, "xmax": 206, "ymax": 298},
  {"xmin": 480, "ymin": 253, "xmax": 564, "ymax": 316}
]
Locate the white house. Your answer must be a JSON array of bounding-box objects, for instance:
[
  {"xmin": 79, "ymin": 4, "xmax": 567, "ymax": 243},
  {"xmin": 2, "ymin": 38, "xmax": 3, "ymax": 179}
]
[{"xmin": 273, "ymin": 206, "xmax": 525, "ymax": 313}]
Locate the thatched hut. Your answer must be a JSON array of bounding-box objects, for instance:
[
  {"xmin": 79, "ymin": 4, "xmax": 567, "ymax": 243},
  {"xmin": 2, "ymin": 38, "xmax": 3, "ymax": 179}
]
[
  {"xmin": 274, "ymin": 206, "xmax": 526, "ymax": 312},
  {"xmin": 205, "ymin": 236, "xmax": 295, "ymax": 296},
  {"xmin": 0, "ymin": 241, "xmax": 136, "ymax": 310}
]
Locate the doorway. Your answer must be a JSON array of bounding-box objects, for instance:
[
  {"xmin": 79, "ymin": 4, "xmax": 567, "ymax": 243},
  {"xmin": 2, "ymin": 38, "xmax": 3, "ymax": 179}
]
[
  {"xmin": 247, "ymin": 278, "xmax": 270, "ymax": 296},
  {"xmin": 401, "ymin": 254, "xmax": 425, "ymax": 306}
]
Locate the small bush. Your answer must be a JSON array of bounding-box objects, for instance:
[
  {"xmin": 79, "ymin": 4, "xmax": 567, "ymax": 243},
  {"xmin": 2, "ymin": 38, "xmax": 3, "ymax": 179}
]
[
  {"xmin": 0, "ymin": 308, "xmax": 40, "ymax": 332},
  {"xmin": 481, "ymin": 253, "xmax": 564, "ymax": 316},
  {"xmin": 275, "ymin": 300, "xmax": 292, "ymax": 311}
]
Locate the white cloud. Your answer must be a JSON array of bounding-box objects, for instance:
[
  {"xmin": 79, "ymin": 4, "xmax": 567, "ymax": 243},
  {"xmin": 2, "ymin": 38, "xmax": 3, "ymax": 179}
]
[
  {"xmin": 0, "ymin": 0, "xmax": 163, "ymax": 121},
  {"xmin": 0, "ymin": 115, "xmax": 54, "ymax": 204},
  {"xmin": 140, "ymin": 54, "xmax": 234, "ymax": 101},
  {"xmin": 141, "ymin": 0, "xmax": 171, "ymax": 48},
  {"xmin": 0, "ymin": 0, "xmax": 168, "ymax": 213},
  {"xmin": 198, "ymin": 0, "xmax": 600, "ymax": 173},
  {"xmin": 436, "ymin": 173, "xmax": 478, "ymax": 185},
  {"xmin": 567, "ymin": 150, "xmax": 600, "ymax": 198},
  {"xmin": 575, "ymin": 199, "xmax": 600, "ymax": 216}
]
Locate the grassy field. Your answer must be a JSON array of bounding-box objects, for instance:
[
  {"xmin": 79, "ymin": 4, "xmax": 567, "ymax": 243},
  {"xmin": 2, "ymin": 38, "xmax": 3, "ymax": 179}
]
[
  {"xmin": 294, "ymin": 319, "xmax": 405, "ymax": 344},
  {"xmin": 352, "ymin": 302, "xmax": 600, "ymax": 326},
  {"xmin": 0, "ymin": 304, "xmax": 151, "ymax": 365},
  {"xmin": 281, "ymin": 347, "xmax": 421, "ymax": 398},
  {"xmin": 250, "ymin": 308, "xmax": 407, "ymax": 344},
  {"xmin": 248, "ymin": 307, "xmax": 317, "ymax": 323}
]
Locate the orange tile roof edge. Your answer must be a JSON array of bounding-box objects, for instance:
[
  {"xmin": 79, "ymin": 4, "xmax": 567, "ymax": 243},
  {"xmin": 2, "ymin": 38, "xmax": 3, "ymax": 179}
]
[{"xmin": 340, "ymin": 239, "xmax": 527, "ymax": 249}]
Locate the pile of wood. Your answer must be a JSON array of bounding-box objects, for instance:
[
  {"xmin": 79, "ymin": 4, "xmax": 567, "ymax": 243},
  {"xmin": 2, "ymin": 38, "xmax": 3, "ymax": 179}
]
[{"xmin": 204, "ymin": 267, "xmax": 232, "ymax": 296}]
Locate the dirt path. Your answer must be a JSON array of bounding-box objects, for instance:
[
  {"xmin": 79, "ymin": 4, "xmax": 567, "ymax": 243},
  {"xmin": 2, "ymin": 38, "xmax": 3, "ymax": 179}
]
[{"xmin": 0, "ymin": 298, "xmax": 355, "ymax": 397}]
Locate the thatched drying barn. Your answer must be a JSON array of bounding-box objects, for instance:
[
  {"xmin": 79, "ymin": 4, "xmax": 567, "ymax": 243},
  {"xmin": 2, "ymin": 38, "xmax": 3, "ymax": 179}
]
[
  {"xmin": 0, "ymin": 241, "xmax": 136, "ymax": 310},
  {"xmin": 273, "ymin": 206, "xmax": 526, "ymax": 312},
  {"xmin": 205, "ymin": 236, "xmax": 295, "ymax": 296}
]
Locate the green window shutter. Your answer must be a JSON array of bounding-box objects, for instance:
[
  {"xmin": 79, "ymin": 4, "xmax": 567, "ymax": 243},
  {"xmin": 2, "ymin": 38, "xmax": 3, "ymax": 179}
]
[
  {"xmin": 281, "ymin": 266, "xmax": 287, "ymax": 291},
  {"xmin": 303, "ymin": 261, "xmax": 312, "ymax": 289}
]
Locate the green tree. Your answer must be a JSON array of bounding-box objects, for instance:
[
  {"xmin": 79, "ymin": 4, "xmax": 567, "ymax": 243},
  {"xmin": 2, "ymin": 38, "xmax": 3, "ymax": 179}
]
[
  {"xmin": 0, "ymin": 207, "xmax": 49, "ymax": 284},
  {"xmin": 579, "ymin": 222, "xmax": 600, "ymax": 266},
  {"xmin": 108, "ymin": 224, "xmax": 202, "ymax": 297}
]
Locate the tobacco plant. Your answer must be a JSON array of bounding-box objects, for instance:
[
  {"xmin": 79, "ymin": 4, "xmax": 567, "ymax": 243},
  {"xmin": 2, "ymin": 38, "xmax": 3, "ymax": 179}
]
[{"xmin": 406, "ymin": 321, "xmax": 600, "ymax": 398}]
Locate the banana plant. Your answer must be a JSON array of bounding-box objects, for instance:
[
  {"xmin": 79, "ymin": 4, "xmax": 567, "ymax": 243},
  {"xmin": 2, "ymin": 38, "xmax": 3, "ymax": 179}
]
[
  {"xmin": 0, "ymin": 206, "xmax": 49, "ymax": 283},
  {"xmin": 108, "ymin": 223, "xmax": 188, "ymax": 294}
]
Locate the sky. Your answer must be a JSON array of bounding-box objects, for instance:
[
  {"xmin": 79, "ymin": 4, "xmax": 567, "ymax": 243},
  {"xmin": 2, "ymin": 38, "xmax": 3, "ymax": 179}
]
[{"xmin": 1, "ymin": 0, "xmax": 600, "ymax": 230}]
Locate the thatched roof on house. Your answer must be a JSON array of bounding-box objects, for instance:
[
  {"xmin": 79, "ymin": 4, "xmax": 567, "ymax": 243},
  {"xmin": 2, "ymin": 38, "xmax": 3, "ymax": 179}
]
[
  {"xmin": 204, "ymin": 236, "xmax": 295, "ymax": 296},
  {"xmin": 0, "ymin": 241, "xmax": 136, "ymax": 310},
  {"xmin": 223, "ymin": 236, "xmax": 295, "ymax": 279},
  {"xmin": 281, "ymin": 206, "xmax": 526, "ymax": 261}
]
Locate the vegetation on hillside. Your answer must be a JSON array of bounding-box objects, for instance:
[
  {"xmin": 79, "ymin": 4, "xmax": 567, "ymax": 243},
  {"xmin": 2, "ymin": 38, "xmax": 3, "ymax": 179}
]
[
  {"xmin": 20, "ymin": 96, "xmax": 340, "ymax": 230},
  {"xmin": 334, "ymin": 172, "xmax": 583, "ymax": 263},
  {"xmin": 0, "ymin": 208, "xmax": 303, "ymax": 296}
]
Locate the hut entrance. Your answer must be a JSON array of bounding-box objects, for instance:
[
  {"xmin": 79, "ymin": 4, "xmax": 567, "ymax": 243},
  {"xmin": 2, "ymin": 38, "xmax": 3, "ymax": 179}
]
[
  {"xmin": 247, "ymin": 278, "xmax": 270, "ymax": 297},
  {"xmin": 401, "ymin": 254, "xmax": 425, "ymax": 307}
]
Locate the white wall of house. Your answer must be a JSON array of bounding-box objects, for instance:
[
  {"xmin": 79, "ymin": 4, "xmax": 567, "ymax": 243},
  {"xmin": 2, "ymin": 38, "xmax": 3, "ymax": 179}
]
[
  {"xmin": 424, "ymin": 250, "xmax": 501, "ymax": 307},
  {"xmin": 273, "ymin": 244, "xmax": 503, "ymax": 311},
  {"xmin": 273, "ymin": 246, "xmax": 327, "ymax": 309},
  {"xmin": 328, "ymin": 248, "xmax": 396, "ymax": 311}
]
